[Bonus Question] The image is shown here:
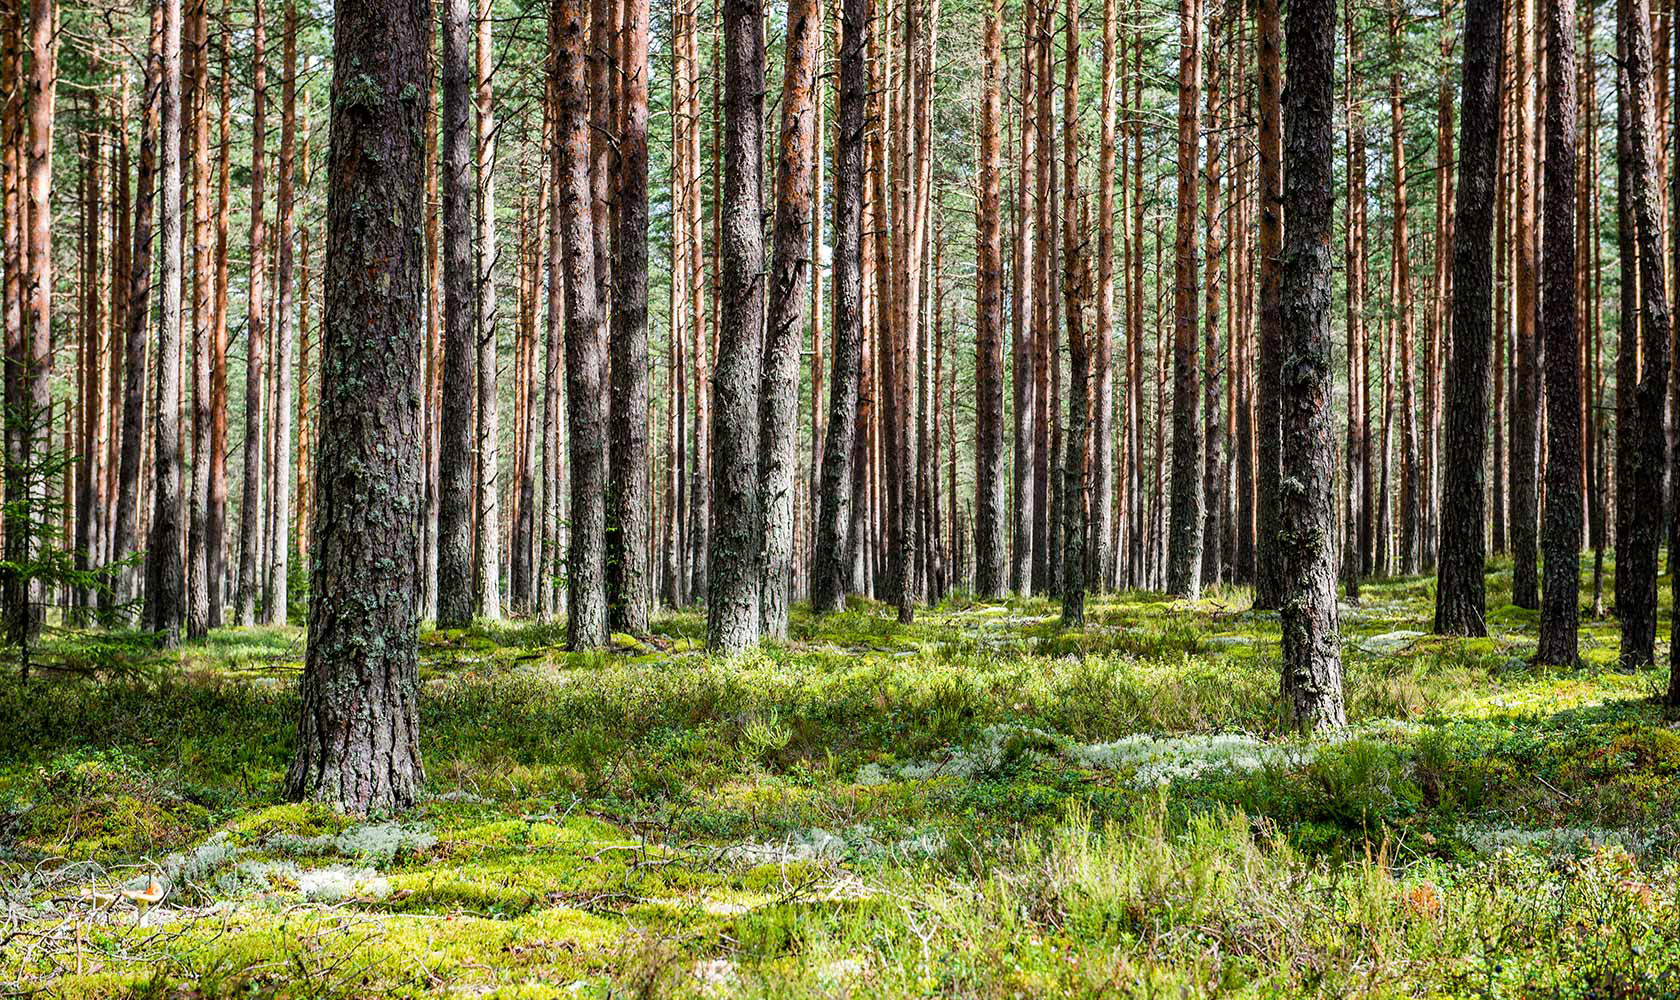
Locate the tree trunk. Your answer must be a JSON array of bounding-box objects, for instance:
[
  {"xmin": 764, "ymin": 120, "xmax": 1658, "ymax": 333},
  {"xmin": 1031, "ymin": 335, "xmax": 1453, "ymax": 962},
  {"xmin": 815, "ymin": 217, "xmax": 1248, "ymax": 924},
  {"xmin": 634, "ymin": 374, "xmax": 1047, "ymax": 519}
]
[
  {"xmin": 813, "ymin": 0, "xmax": 867, "ymax": 615},
  {"xmin": 436, "ymin": 0, "xmax": 475, "ymax": 628},
  {"xmin": 1166, "ymin": 0, "xmax": 1204, "ymax": 599},
  {"xmin": 554, "ymin": 0, "xmax": 608, "ymax": 649},
  {"xmin": 1537, "ymin": 0, "xmax": 1580, "ymax": 665},
  {"xmin": 185, "ymin": 0, "xmax": 211, "ymax": 639},
  {"xmin": 1278, "ymin": 0, "xmax": 1345, "ymax": 733},
  {"xmin": 1390, "ymin": 5, "xmax": 1421, "ymax": 576},
  {"xmin": 208, "ymin": 23, "xmax": 230, "ymax": 626},
  {"xmin": 235, "ymin": 0, "xmax": 267, "ymax": 626},
  {"xmin": 1510, "ymin": 0, "xmax": 1540, "ymax": 609},
  {"xmin": 1089, "ymin": 0, "xmax": 1116, "ymax": 594},
  {"xmin": 266, "ymin": 0, "xmax": 297, "ymax": 626},
  {"xmin": 1618, "ymin": 0, "xmax": 1669, "ymax": 668},
  {"xmin": 1010, "ymin": 6, "xmax": 1036, "ymax": 595},
  {"xmin": 108, "ymin": 5, "xmax": 160, "ymax": 619},
  {"xmin": 146, "ymin": 0, "xmax": 184, "ymax": 644},
  {"xmin": 1434, "ymin": 0, "xmax": 1503, "ymax": 636},
  {"xmin": 972, "ymin": 0, "xmax": 1006, "ymax": 599},
  {"xmin": 285, "ymin": 0, "xmax": 427, "ymax": 813},
  {"xmin": 1201, "ymin": 20, "xmax": 1224, "ymax": 590},
  {"xmin": 1343, "ymin": 0, "xmax": 1365, "ymax": 601},
  {"xmin": 705, "ymin": 0, "xmax": 767, "ymax": 652},
  {"xmin": 1252, "ymin": 0, "xmax": 1283, "ymax": 608},
  {"xmin": 473, "ymin": 0, "xmax": 500, "ymax": 621},
  {"xmin": 607, "ymin": 0, "xmax": 652, "ymax": 634},
  {"xmin": 757, "ymin": 0, "xmax": 819, "ymax": 637},
  {"xmin": 1060, "ymin": 0, "xmax": 1087, "ymax": 627}
]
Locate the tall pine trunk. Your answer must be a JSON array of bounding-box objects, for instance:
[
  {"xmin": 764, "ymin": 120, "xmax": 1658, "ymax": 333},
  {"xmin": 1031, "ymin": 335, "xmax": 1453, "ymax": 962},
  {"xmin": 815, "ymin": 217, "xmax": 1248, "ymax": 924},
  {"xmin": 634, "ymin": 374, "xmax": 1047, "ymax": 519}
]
[
  {"xmin": 608, "ymin": 0, "xmax": 652, "ymax": 634},
  {"xmin": 235, "ymin": 0, "xmax": 267, "ymax": 626},
  {"xmin": 266, "ymin": 0, "xmax": 298, "ymax": 625},
  {"xmin": 1537, "ymin": 0, "xmax": 1581, "ymax": 665},
  {"xmin": 554, "ymin": 0, "xmax": 608, "ymax": 649},
  {"xmin": 1060, "ymin": 0, "xmax": 1087, "ymax": 627},
  {"xmin": 1252, "ymin": 0, "xmax": 1283, "ymax": 608},
  {"xmin": 1166, "ymin": 0, "xmax": 1204, "ymax": 599},
  {"xmin": 812, "ymin": 0, "xmax": 868, "ymax": 614},
  {"xmin": 1278, "ymin": 0, "xmax": 1345, "ymax": 732},
  {"xmin": 1617, "ymin": 0, "xmax": 1669, "ymax": 669},
  {"xmin": 758, "ymin": 0, "xmax": 819, "ymax": 637},
  {"xmin": 1434, "ymin": 0, "xmax": 1503, "ymax": 636},
  {"xmin": 145, "ymin": 0, "xmax": 184, "ymax": 644},
  {"xmin": 285, "ymin": 0, "xmax": 427, "ymax": 813},
  {"xmin": 472, "ymin": 0, "xmax": 500, "ymax": 621},
  {"xmin": 435, "ymin": 0, "xmax": 475, "ymax": 628},
  {"xmin": 707, "ymin": 0, "xmax": 767, "ymax": 652},
  {"xmin": 972, "ymin": 0, "xmax": 1006, "ymax": 599}
]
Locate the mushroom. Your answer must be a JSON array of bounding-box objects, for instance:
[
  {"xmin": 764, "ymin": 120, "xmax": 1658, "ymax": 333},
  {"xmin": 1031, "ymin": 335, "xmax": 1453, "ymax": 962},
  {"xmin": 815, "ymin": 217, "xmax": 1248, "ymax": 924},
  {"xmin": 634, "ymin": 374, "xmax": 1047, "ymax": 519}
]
[{"xmin": 120, "ymin": 877, "xmax": 165, "ymax": 923}]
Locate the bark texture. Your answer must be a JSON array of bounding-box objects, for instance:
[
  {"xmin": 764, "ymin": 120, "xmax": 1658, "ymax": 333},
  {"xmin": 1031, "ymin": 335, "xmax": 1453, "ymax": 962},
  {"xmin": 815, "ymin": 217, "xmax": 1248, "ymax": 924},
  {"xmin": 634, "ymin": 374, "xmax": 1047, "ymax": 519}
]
[
  {"xmin": 1434, "ymin": 0, "xmax": 1503, "ymax": 637},
  {"xmin": 758, "ymin": 0, "xmax": 819, "ymax": 637},
  {"xmin": 706, "ymin": 0, "xmax": 766, "ymax": 653},
  {"xmin": 1537, "ymin": 0, "xmax": 1580, "ymax": 665},
  {"xmin": 435, "ymin": 0, "xmax": 475, "ymax": 628},
  {"xmin": 972, "ymin": 0, "xmax": 1006, "ymax": 599},
  {"xmin": 554, "ymin": 0, "xmax": 608, "ymax": 649},
  {"xmin": 146, "ymin": 0, "xmax": 185, "ymax": 644},
  {"xmin": 284, "ymin": 0, "xmax": 428, "ymax": 814},
  {"xmin": 1252, "ymin": 0, "xmax": 1283, "ymax": 609},
  {"xmin": 608, "ymin": 0, "xmax": 652, "ymax": 635},
  {"xmin": 1616, "ymin": 0, "xmax": 1669, "ymax": 669},
  {"xmin": 1278, "ymin": 0, "xmax": 1345, "ymax": 733},
  {"xmin": 1166, "ymin": 0, "xmax": 1204, "ymax": 599},
  {"xmin": 235, "ymin": 0, "xmax": 267, "ymax": 627},
  {"xmin": 812, "ymin": 0, "xmax": 867, "ymax": 614}
]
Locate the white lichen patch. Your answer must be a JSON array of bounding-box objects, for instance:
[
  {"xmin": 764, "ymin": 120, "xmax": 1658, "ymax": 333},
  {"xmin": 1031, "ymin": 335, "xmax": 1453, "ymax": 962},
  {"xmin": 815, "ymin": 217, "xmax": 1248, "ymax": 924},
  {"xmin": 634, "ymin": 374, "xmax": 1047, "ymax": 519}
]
[
  {"xmin": 1458, "ymin": 824, "xmax": 1650, "ymax": 856},
  {"xmin": 296, "ymin": 865, "xmax": 392, "ymax": 902},
  {"xmin": 1359, "ymin": 630, "xmax": 1427, "ymax": 654},
  {"xmin": 1072, "ymin": 732, "xmax": 1304, "ymax": 789}
]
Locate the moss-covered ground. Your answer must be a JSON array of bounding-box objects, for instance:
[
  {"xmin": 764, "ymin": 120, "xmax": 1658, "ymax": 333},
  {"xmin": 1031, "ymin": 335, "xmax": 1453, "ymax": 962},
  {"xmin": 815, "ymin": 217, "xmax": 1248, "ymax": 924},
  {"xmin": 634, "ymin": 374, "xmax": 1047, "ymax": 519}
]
[{"xmin": 2, "ymin": 561, "xmax": 1677, "ymax": 997}]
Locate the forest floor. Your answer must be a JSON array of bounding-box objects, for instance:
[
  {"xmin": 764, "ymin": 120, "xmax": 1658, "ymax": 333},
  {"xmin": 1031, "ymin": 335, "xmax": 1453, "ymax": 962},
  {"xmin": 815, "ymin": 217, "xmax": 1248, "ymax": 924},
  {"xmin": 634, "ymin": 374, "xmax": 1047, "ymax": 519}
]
[{"xmin": 1, "ymin": 562, "xmax": 1677, "ymax": 998}]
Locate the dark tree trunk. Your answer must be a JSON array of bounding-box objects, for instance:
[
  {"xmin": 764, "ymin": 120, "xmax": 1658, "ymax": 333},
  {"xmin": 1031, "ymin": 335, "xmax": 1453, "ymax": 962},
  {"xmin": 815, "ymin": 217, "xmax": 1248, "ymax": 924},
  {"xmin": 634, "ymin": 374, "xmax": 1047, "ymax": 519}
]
[
  {"xmin": 235, "ymin": 0, "xmax": 266, "ymax": 627},
  {"xmin": 1434, "ymin": 0, "xmax": 1504, "ymax": 637},
  {"xmin": 1537, "ymin": 0, "xmax": 1580, "ymax": 665},
  {"xmin": 208, "ymin": 25, "xmax": 230, "ymax": 627},
  {"xmin": 541, "ymin": 37, "xmax": 564, "ymax": 620},
  {"xmin": 972, "ymin": 0, "xmax": 1006, "ymax": 599},
  {"xmin": 758, "ymin": 0, "xmax": 819, "ymax": 638},
  {"xmin": 1166, "ymin": 0, "xmax": 1204, "ymax": 599},
  {"xmin": 1510, "ymin": 0, "xmax": 1539, "ymax": 610},
  {"xmin": 1201, "ymin": 23, "xmax": 1224, "ymax": 590},
  {"xmin": 1090, "ymin": 0, "xmax": 1117, "ymax": 593},
  {"xmin": 608, "ymin": 0, "xmax": 652, "ymax": 635},
  {"xmin": 185, "ymin": 0, "xmax": 212, "ymax": 640},
  {"xmin": 435, "ymin": 0, "xmax": 475, "ymax": 628},
  {"xmin": 108, "ymin": 8, "xmax": 161, "ymax": 618},
  {"xmin": 1060, "ymin": 0, "xmax": 1087, "ymax": 627},
  {"xmin": 285, "ymin": 0, "xmax": 427, "ymax": 813},
  {"xmin": 472, "ymin": 0, "xmax": 499, "ymax": 621},
  {"xmin": 706, "ymin": 0, "xmax": 766, "ymax": 653},
  {"xmin": 1011, "ymin": 0, "xmax": 1037, "ymax": 596},
  {"xmin": 1617, "ymin": 0, "xmax": 1669, "ymax": 669},
  {"xmin": 267, "ymin": 0, "xmax": 297, "ymax": 626},
  {"xmin": 554, "ymin": 0, "xmax": 608, "ymax": 649},
  {"xmin": 1252, "ymin": 0, "xmax": 1284, "ymax": 609},
  {"xmin": 812, "ymin": 0, "xmax": 867, "ymax": 614},
  {"xmin": 146, "ymin": 0, "xmax": 185, "ymax": 645},
  {"xmin": 1278, "ymin": 0, "xmax": 1344, "ymax": 733}
]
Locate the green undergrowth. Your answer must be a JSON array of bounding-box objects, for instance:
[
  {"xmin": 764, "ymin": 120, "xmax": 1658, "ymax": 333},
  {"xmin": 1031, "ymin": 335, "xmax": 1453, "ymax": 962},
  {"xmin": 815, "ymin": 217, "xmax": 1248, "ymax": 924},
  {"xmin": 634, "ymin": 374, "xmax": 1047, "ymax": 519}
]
[{"xmin": 2, "ymin": 559, "xmax": 1678, "ymax": 996}]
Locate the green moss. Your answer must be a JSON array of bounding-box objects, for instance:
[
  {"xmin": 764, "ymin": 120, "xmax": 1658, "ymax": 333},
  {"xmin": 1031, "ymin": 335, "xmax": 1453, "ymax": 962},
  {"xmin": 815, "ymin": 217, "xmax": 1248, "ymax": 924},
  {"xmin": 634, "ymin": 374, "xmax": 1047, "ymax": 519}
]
[{"xmin": 7, "ymin": 566, "xmax": 1680, "ymax": 996}]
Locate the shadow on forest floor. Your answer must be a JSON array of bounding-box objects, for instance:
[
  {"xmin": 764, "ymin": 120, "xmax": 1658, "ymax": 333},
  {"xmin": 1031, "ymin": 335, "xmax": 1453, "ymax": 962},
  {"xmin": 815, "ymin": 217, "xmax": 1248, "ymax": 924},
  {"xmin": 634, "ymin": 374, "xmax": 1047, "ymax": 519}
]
[{"xmin": 2, "ymin": 559, "xmax": 1677, "ymax": 997}]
